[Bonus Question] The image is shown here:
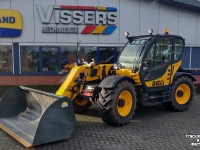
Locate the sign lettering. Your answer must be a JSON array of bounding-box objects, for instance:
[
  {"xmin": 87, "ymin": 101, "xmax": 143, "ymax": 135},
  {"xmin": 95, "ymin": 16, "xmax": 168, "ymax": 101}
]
[
  {"xmin": 0, "ymin": 9, "xmax": 22, "ymax": 37},
  {"xmin": 152, "ymin": 80, "xmax": 164, "ymax": 86},
  {"xmin": 42, "ymin": 26, "xmax": 79, "ymax": 34},
  {"xmin": 37, "ymin": 5, "xmax": 118, "ymax": 34},
  {"xmin": 0, "ymin": 17, "xmax": 15, "ymax": 24}
]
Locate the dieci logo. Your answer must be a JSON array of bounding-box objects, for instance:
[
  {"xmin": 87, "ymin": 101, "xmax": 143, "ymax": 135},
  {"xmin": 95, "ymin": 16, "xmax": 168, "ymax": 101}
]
[
  {"xmin": 0, "ymin": 9, "xmax": 22, "ymax": 37},
  {"xmin": 37, "ymin": 5, "xmax": 118, "ymax": 34}
]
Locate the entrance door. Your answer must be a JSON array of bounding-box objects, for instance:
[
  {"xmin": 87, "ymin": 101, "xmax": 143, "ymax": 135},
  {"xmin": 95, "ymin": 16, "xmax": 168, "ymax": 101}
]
[
  {"xmin": 140, "ymin": 38, "xmax": 173, "ymax": 92},
  {"xmin": 96, "ymin": 47, "xmax": 118, "ymax": 65}
]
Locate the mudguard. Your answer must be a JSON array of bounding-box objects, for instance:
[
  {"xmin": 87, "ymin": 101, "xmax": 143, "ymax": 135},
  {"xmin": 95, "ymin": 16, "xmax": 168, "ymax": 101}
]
[
  {"xmin": 98, "ymin": 75, "xmax": 135, "ymax": 88},
  {"xmin": 173, "ymin": 72, "xmax": 196, "ymax": 81}
]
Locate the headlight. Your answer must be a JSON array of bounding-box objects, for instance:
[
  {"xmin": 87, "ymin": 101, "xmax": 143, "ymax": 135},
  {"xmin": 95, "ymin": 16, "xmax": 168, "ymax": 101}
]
[
  {"xmin": 148, "ymin": 29, "xmax": 153, "ymax": 35},
  {"xmin": 125, "ymin": 32, "xmax": 129, "ymax": 38},
  {"xmin": 84, "ymin": 72, "xmax": 87, "ymax": 76},
  {"xmin": 114, "ymin": 63, "xmax": 122, "ymax": 70},
  {"xmin": 114, "ymin": 63, "xmax": 118, "ymax": 70}
]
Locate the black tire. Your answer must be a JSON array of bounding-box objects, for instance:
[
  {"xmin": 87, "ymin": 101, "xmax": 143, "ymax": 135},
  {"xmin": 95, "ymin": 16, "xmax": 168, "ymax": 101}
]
[
  {"xmin": 72, "ymin": 95, "xmax": 92, "ymax": 114},
  {"xmin": 97, "ymin": 80, "xmax": 137, "ymax": 126},
  {"xmin": 136, "ymin": 89, "xmax": 148, "ymax": 107},
  {"xmin": 163, "ymin": 76, "xmax": 195, "ymax": 111}
]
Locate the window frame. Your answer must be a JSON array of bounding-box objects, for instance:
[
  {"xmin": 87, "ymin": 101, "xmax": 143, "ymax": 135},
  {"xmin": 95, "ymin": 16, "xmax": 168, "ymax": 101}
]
[
  {"xmin": 173, "ymin": 38, "xmax": 184, "ymax": 62},
  {"xmin": 144, "ymin": 38, "xmax": 173, "ymax": 69},
  {"xmin": 20, "ymin": 46, "xmax": 63, "ymax": 75},
  {"xmin": 19, "ymin": 45, "xmax": 123, "ymax": 75}
]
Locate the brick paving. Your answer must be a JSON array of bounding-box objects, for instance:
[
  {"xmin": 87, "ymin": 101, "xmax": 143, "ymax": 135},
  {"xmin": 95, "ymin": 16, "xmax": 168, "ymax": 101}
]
[{"xmin": 0, "ymin": 95, "xmax": 200, "ymax": 150}]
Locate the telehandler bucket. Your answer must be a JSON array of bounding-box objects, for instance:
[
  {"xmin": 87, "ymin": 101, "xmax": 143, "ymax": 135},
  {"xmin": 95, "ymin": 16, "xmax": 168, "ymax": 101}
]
[{"xmin": 0, "ymin": 86, "xmax": 76, "ymax": 148}]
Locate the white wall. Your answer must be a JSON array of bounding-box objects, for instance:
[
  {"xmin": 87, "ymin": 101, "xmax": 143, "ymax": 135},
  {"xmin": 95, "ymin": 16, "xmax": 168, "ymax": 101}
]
[
  {"xmin": 11, "ymin": 0, "xmax": 35, "ymax": 43},
  {"xmin": 0, "ymin": 0, "xmax": 200, "ymax": 46},
  {"xmin": 77, "ymin": 0, "xmax": 98, "ymax": 44},
  {"xmin": 0, "ymin": 0, "xmax": 12, "ymax": 43}
]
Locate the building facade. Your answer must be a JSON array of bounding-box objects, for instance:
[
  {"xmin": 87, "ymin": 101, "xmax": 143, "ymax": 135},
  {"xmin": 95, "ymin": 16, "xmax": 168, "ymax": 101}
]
[{"xmin": 0, "ymin": 0, "xmax": 200, "ymax": 85}]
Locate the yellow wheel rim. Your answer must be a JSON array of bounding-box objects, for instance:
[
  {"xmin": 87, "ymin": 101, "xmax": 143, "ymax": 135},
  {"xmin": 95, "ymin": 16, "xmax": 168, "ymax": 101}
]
[
  {"xmin": 117, "ymin": 90, "xmax": 132, "ymax": 117},
  {"xmin": 75, "ymin": 98, "xmax": 88, "ymax": 106},
  {"xmin": 175, "ymin": 84, "xmax": 191, "ymax": 105}
]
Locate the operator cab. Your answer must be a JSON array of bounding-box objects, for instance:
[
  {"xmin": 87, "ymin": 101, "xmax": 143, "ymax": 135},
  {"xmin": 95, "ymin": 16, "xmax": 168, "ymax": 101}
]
[{"xmin": 114, "ymin": 29, "xmax": 185, "ymax": 92}]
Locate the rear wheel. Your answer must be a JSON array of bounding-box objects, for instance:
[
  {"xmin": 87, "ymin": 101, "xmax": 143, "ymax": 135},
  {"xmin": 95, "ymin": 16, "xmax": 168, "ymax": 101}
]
[
  {"xmin": 97, "ymin": 80, "xmax": 137, "ymax": 126},
  {"xmin": 72, "ymin": 95, "xmax": 92, "ymax": 114},
  {"xmin": 163, "ymin": 76, "xmax": 195, "ymax": 111}
]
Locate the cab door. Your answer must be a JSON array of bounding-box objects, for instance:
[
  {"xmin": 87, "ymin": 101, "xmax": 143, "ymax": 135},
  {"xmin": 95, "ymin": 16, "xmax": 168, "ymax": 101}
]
[{"xmin": 140, "ymin": 38, "xmax": 174, "ymax": 92}]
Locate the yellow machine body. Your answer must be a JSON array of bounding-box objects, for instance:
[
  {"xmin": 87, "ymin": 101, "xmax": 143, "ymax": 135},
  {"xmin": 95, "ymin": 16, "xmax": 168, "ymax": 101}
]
[
  {"xmin": 0, "ymin": 31, "xmax": 196, "ymax": 148},
  {"xmin": 56, "ymin": 64, "xmax": 113, "ymax": 99}
]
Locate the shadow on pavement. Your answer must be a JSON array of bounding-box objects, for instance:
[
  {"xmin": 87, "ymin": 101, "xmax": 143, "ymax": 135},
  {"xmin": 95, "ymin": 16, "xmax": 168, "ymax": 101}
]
[
  {"xmin": 77, "ymin": 96, "xmax": 199, "ymax": 122},
  {"xmin": 78, "ymin": 102, "xmax": 170, "ymax": 119}
]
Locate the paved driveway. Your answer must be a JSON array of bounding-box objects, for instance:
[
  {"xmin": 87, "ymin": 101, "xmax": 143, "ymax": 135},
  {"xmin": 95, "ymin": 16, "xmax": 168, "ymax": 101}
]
[{"xmin": 0, "ymin": 95, "xmax": 200, "ymax": 150}]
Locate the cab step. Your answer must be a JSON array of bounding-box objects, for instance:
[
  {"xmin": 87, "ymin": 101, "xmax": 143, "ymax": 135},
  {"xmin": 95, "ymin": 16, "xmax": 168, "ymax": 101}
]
[{"xmin": 142, "ymin": 101, "xmax": 162, "ymax": 107}]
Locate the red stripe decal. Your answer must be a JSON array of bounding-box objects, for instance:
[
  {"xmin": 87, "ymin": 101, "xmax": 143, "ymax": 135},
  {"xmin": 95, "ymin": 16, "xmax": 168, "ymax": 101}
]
[
  {"xmin": 60, "ymin": 6, "xmax": 96, "ymax": 10},
  {"xmin": 81, "ymin": 25, "xmax": 96, "ymax": 34}
]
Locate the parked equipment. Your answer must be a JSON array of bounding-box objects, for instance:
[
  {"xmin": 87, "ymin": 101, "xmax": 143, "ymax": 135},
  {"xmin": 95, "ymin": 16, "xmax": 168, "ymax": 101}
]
[{"xmin": 0, "ymin": 29, "xmax": 196, "ymax": 147}]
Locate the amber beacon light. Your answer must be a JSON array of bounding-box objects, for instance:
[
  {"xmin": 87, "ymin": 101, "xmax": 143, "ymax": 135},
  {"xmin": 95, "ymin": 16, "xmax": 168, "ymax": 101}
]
[{"xmin": 164, "ymin": 29, "xmax": 169, "ymax": 34}]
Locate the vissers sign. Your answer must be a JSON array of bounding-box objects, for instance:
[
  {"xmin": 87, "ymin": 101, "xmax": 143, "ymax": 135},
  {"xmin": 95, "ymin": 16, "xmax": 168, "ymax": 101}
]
[{"xmin": 37, "ymin": 5, "xmax": 118, "ymax": 35}]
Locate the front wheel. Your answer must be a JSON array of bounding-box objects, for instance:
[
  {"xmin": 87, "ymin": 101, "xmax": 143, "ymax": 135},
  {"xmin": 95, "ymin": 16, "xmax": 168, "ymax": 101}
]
[
  {"xmin": 97, "ymin": 80, "xmax": 137, "ymax": 126},
  {"xmin": 72, "ymin": 95, "xmax": 92, "ymax": 114},
  {"xmin": 163, "ymin": 76, "xmax": 195, "ymax": 111}
]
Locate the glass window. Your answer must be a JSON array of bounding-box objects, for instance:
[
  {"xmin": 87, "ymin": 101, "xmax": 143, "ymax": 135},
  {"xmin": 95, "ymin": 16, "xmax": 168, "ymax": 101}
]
[
  {"xmin": 61, "ymin": 46, "xmax": 77, "ymax": 63},
  {"xmin": 60, "ymin": 49, "xmax": 68, "ymax": 69},
  {"xmin": 21, "ymin": 46, "xmax": 59, "ymax": 73},
  {"xmin": 119, "ymin": 36, "xmax": 152, "ymax": 69},
  {"xmin": 145, "ymin": 38, "xmax": 172, "ymax": 68},
  {"xmin": 61, "ymin": 46, "xmax": 78, "ymax": 72},
  {"xmin": 99, "ymin": 48, "xmax": 115, "ymax": 64},
  {"xmin": 0, "ymin": 46, "xmax": 12, "ymax": 73},
  {"xmin": 79, "ymin": 47, "xmax": 97, "ymax": 63},
  {"xmin": 117, "ymin": 47, "xmax": 123, "ymax": 55},
  {"xmin": 116, "ymin": 47, "xmax": 123, "ymax": 63},
  {"xmin": 145, "ymin": 44, "xmax": 156, "ymax": 68},
  {"xmin": 174, "ymin": 39, "xmax": 184, "ymax": 61},
  {"xmin": 154, "ymin": 39, "xmax": 172, "ymax": 66},
  {"xmin": 21, "ymin": 46, "xmax": 39, "ymax": 72},
  {"xmin": 42, "ymin": 47, "xmax": 58, "ymax": 72},
  {"xmin": 19, "ymin": 46, "xmax": 125, "ymax": 74}
]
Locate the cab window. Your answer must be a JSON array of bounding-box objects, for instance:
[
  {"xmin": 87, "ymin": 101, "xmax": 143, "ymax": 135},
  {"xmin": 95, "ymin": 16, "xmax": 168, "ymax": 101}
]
[
  {"xmin": 174, "ymin": 39, "xmax": 184, "ymax": 61},
  {"xmin": 145, "ymin": 38, "xmax": 173, "ymax": 68}
]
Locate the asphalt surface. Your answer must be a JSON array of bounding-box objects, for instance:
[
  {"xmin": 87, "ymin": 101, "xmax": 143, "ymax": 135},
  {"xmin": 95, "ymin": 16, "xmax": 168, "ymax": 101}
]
[{"xmin": 0, "ymin": 95, "xmax": 200, "ymax": 150}]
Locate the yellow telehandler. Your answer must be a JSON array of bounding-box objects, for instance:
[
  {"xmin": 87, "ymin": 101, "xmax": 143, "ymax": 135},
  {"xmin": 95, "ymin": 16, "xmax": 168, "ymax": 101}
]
[{"xmin": 0, "ymin": 29, "xmax": 196, "ymax": 147}]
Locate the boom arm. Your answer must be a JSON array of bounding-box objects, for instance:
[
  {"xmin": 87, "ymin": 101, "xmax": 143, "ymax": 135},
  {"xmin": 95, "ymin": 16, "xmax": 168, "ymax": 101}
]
[{"xmin": 56, "ymin": 64, "xmax": 114, "ymax": 100}]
